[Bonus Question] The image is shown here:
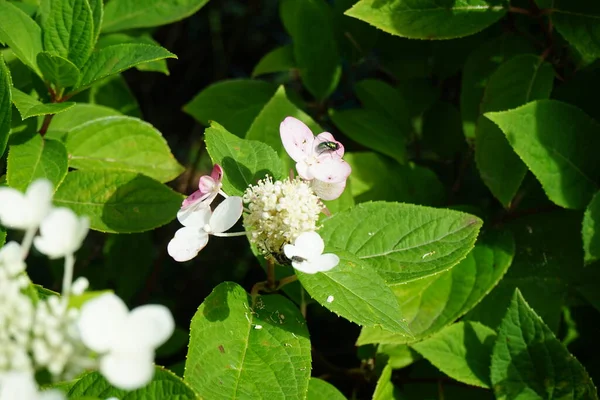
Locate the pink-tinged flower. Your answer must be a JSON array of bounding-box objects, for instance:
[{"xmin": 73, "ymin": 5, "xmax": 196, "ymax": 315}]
[
  {"xmin": 280, "ymin": 117, "xmax": 351, "ymax": 200},
  {"xmin": 179, "ymin": 164, "xmax": 223, "ymax": 215},
  {"xmin": 168, "ymin": 196, "xmax": 243, "ymax": 262}
]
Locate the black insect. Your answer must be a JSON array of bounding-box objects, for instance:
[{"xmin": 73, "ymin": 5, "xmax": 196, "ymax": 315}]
[
  {"xmin": 291, "ymin": 255, "xmax": 306, "ymax": 263},
  {"xmin": 315, "ymin": 141, "xmax": 340, "ymax": 156}
]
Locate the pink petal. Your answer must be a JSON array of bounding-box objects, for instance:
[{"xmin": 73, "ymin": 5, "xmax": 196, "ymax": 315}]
[
  {"xmin": 210, "ymin": 164, "xmax": 224, "ymax": 182},
  {"xmin": 280, "ymin": 117, "xmax": 315, "ymax": 162},
  {"xmin": 311, "ymin": 179, "xmax": 347, "ymax": 201},
  {"xmin": 314, "ymin": 132, "xmax": 345, "ymax": 158},
  {"xmin": 197, "ymin": 175, "xmax": 217, "ymax": 194},
  {"xmin": 309, "ymin": 157, "xmax": 352, "ymax": 184}
]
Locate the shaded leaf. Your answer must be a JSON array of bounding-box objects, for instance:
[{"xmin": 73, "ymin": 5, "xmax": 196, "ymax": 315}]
[
  {"xmin": 583, "ymin": 191, "xmax": 600, "ymax": 265},
  {"xmin": 0, "ymin": 54, "xmax": 11, "ymax": 158},
  {"xmin": 252, "ymin": 45, "xmax": 295, "ymax": 77},
  {"xmin": 53, "ymin": 170, "xmax": 183, "ymax": 233}
]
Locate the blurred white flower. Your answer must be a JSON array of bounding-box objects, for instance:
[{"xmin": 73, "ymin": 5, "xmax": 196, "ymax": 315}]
[
  {"xmin": 168, "ymin": 196, "xmax": 243, "ymax": 262},
  {"xmin": 243, "ymin": 176, "xmax": 322, "ymax": 257},
  {"xmin": 284, "ymin": 231, "xmax": 339, "ymax": 274},
  {"xmin": 33, "ymin": 208, "xmax": 89, "ymax": 259},
  {"xmin": 0, "ymin": 371, "xmax": 64, "ymax": 400},
  {"xmin": 70, "ymin": 277, "xmax": 89, "ymax": 296},
  {"xmin": 78, "ymin": 293, "xmax": 175, "ymax": 390},
  {"xmin": 0, "ymin": 179, "xmax": 53, "ymax": 230}
]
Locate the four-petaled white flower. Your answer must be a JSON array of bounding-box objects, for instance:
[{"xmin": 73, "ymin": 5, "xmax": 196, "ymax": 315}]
[
  {"xmin": 33, "ymin": 208, "xmax": 89, "ymax": 259},
  {"xmin": 280, "ymin": 117, "xmax": 351, "ymax": 200},
  {"xmin": 0, "ymin": 179, "xmax": 53, "ymax": 230},
  {"xmin": 168, "ymin": 196, "xmax": 243, "ymax": 262},
  {"xmin": 284, "ymin": 231, "xmax": 339, "ymax": 274},
  {"xmin": 77, "ymin": 293, "xmax": 175, "ymax": 390},
  {"xmin": 0, "ymin": 371, "xmax": 65, "ymax": 400}
]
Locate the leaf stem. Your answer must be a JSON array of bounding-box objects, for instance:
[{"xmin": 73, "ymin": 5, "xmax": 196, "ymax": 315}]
[
  {"xmin": 39, "ymin": 114, "xmax": 54, "ymax": 136},
  {"xmin": 266, "ymin": 257, "xmax": 276, "ymax": 290}
]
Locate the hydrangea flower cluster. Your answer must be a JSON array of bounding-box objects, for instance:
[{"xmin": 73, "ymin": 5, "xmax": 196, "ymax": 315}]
[
  {"xmin": 168, "ymin": 117, "xmax": 349, "ymax": 274},
  {"xmin": 0, "ymin": 179, "xmax": 174, "ymax": 398}
]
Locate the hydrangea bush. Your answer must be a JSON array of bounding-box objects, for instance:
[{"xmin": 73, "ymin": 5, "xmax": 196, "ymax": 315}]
[{"xmin": 0, "ymin": 0, "xmax": 599, "ymax": 399}]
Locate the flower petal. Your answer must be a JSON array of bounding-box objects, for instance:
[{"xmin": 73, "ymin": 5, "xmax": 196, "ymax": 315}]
[
  {"xmin": 314, "ymin": 132, "xmax": 345, "ymax": 158},
  {"xmin": 209, "ymin": 164, "xmax": 224, "ymax": 183},
  {"xmin": 99, "ymin": 351, "xmax": 155, "ymax": 391},
  {"xmin": 294, "ymin": 231, "xmax": 324, "ymax": 259},
  {"xmin": 283, "ymin": 243, "xmax": 299, "ymax": 259},
  {"xmin": 310, "ymin": 179, "xmax": 347, "ymax": 201},
  {"xmin": 0, "ymin": 188, "xmax": 27, "ymax": 229},
  {"xmin": 78, "ymin": 293, "xmax": 129, "ymax": 353},
  {"xmin": 119, "ymin": 304, "xmax": 175, "ymax": 350},
  {"xmin": 209, "ymin": 196, "xmax": 243, "ymax": 233},
  {"xmin": 25, "ymin": 179, "xmax": 54, "ymax": 226},
  {"xmin": 177, "ymin": 205, "xmax": 212, "ymax": 228},
  {"xmin": 309, "ymin": 157, "xmax": 351, "ymax": 184},
  {"xmin": 280, "ymin": 117, "xmax": 315, "ymax": 162},
  {"xmin": 315, "ymin": 253, "xmax": 340, "ymax": 272},
  {"xmin": 167, "ymin": 227, "xmax": 209, "ymax": 262},
  {"xmin": 0, "ymin": 371, "xmax": 40, "ymax": 400},
  {"xmin": 34, "ymin": 208, "xmax": 88, "ymax": 259},
  {"xmin": 291, "ymin": 259, "xmax": 321, "ymax": 274}
]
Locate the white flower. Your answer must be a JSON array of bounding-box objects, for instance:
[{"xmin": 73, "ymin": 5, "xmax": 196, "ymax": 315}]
[
  {"xmin": 33, "ymin": 208, "xmax": 89, "ymax": 259},
  {"xmin": 284, "ymin": 231, "xmax": 339, "ymax": 274},
  {"xmin": 78, "ymin": 293, "xmax": 175, "ymax": 390},
  {"xmin": 168, "ymin": 196, "xmax": 243, "ymax": 262},
  {"xmin": 243, "ymin": 177, "xmax": 322, "ymax": 256},
  {"xmin": 70, "ymin": 277, "xmax": 89, "ymax": 296},
  {"xmin": 0, "ymin": 371, "xmax": 64, "ymax": 400},
  {"xmin": 0, "ymin": 179, "xmax": 53, "ymax": 230}
]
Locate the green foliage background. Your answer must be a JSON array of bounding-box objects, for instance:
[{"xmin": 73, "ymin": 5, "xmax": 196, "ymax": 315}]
[{"xmin": 2, "ymin": 0, "xmax": 600, "ymax": 399}]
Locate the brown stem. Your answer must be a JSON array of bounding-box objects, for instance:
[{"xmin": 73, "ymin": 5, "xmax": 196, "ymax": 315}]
[
  {"xmin": 39, "ymin": 114, "xmax": 54, "ymax": 136},
  {"xmin": 508, "ymin": 6, "xmax": 531, "ymax": 15},
  {"xmin": 266, "ymin": 257, "xmax": 276, "ymax": 290},
  {"xmin": 276, "ymin": 274, "xmax": 298, "ymax": 289}
]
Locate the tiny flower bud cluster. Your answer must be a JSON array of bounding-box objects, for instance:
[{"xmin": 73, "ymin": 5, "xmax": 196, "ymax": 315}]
[
  {"xmin": 0, "ymin": 243, "xmax": 34, "ymax": 373},
  {"xmin": 31, "ymin": 296, "xmax": 90, "ymax": 379},
  {"xmin": 243, "ymin": 176, "xmax": 322, "ymax": 256}
]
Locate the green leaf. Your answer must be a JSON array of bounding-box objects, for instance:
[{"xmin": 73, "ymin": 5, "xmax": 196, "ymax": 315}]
[
  {"xmin": 307, "ymin": 378, "xmax": 346, "ymax": 400},
  {"xmin": 329, "ymin": 108, "xmax": 407, "ymax": 164},
  {"xmin": 465, "ymin": 211, "xmax": 582, "ymax": 333},
  {"xmin": 184, "ymin": 282, "xmax": 311, "ymax": 399},
  {"xmin": 47, "ymin": 103, "xmax": 121, "ymax": 137},
  {"xmin": 88, "ymin": 0, "xmax": 103, "ymax": 42},
  {"xmin": 7, "ymin": 131, "xmax": 68, "ymax": 191},
  {"xmin": 412, "ymin": 321, "xmax": 496, "ymax": 388},
  {"xmin": 549, "ymin": 2, "xmax": 600, "ymax": 59},
  {"xmin": 491, "ymin": 289, "xmax": 598, "ymax": 399},
  {"xmin": 88, "ymin": 74, "xmax": 141, "ymax": 117},
  {"xmin": 0, "ymin": 54, "xmax": 11, "ymax": 158},
  {"xmin": 68, "ymin": 367, "xmax": 197, "ymax": 399},
  {"xmin": 97, "ymin": 33, "xmax": 169, "ymax": 74},
  {"xmin": 246, "ymin": 86, "xmax": 321, "ymax": 170},
  {"xmin": 36, "ymin": 52, "xmax": 80, "ymax": 89},
  {"xmin": 297, "ymin": 250, "xmax": 411, "ymax": 336},
  {"xmin": 345, "ymin": 152, "xmax": 445, "ymax": 206},
  {"xmin": 372, "ymin": 363, "xmax": 396, "ymax": 400},
  {"xmin": 485, "ymin": 100, "xmax": 600, "ymax": 209},
  {"xmin": 280, "ymin": 0, "xmax": 341, "ymax": 100},
  {"xmin": 252, "ymin": 45, "xmax": 295, "ymax": 77},
  {"xmin": 354, "ymin": 79, "xmax": 412, "ymax": 134},
  {"xmin": 102, "ymin": 0, "xmax": 209, "ymax": 33},
  {"xmin": 41, "ymin": 0, "xmax": 94, "ymax": 68},
  {"xmin": 377, "ymin": 344, "xmax": 421, "ymax": 369},
  {"xmin": 476, "ymin": 55, "xmax": 554, "ymax": 207},
  {"xmin": 183, "ymin": 79, "xmax": 277, "ymax": 137},
  {"xmin": 345, "ymin": 0, "xmax": 507, "ymax": 40},
  {"xmin": 357, "ymin": 230, "xmax": 514, "ymax": 344},
  {"xmin": 319, "ymin": 201, "xmax": 482, "ymax": 283},
  {"xmin": 0, "ymin": 228, "xmax": 6, "ymax": 247},
  {"xmin": 53, "ymin": 170, "xmax": 183, "ymax": 233},
  {"xmin": 11, "ymin": 87, "xmax": 75, "ymax": 119},
  {"xmin": 460, "ymin": 34, "xmax": 534, "ymax": 140},
  {"xmin": 65, "ymin": 116, "xmax": 184, "ymax": 183},
  {"xmin": 205, "ymin": 121, "xmax": 284, "ymax": 196},
  {"xmin": 75, "ymin": 44, "xmax": 176, "ymax": 91},
  {"xmin": 583, "ymin": 191, "xmax": 600, "ymax": 265},
  {"xmin": 0, "ymin": 0, "xmax": 43, "ymax": 75}
]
